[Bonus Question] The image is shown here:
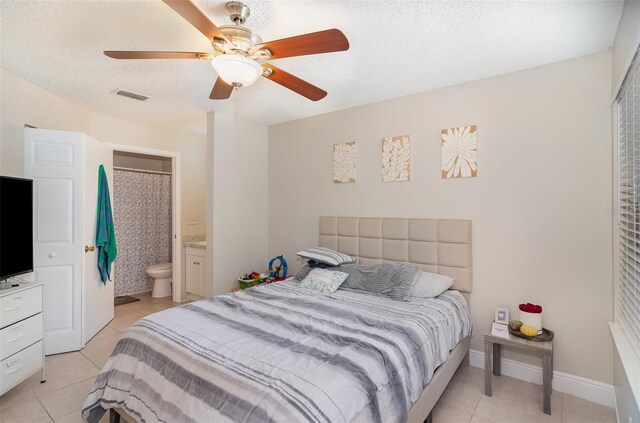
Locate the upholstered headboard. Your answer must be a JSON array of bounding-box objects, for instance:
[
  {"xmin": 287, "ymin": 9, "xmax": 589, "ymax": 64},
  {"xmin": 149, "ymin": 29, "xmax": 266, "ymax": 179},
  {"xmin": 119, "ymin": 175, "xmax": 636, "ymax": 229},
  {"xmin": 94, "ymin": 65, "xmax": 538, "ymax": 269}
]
[{"xmin": 319, "ymin": 217, "xmax": 472, "ymax": 293}]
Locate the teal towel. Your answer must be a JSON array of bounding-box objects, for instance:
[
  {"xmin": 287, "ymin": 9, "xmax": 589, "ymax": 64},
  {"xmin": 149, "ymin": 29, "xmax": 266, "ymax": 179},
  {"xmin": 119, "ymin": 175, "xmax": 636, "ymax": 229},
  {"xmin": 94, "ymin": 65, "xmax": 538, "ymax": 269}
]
[{"xmin": 95, "ymin": 165, "xmax": 117, "ymax": 283}]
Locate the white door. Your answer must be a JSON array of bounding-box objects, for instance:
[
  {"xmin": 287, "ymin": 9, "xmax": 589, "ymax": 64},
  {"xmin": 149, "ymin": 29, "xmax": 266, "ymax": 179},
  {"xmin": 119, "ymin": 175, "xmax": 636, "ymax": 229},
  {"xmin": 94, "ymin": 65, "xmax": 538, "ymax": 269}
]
[
  {"xmin": 25, "ymin": 128, "xmax": 114, "ymax": 354},
  {"xmin": 25, "ymin": 128, "xmax": 84, "ymax": 354},
  {"xmin": 82, "ymin": 136, "xmax": 114, "ymax": 343}
]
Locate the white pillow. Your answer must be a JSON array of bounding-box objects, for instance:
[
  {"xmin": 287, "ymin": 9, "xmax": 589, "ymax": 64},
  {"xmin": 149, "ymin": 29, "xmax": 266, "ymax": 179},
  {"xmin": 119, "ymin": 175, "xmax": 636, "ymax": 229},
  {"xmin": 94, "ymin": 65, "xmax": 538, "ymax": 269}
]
[
  {"xmin": 296, "ymin": 247, "xmax": 355, "ymax": 266},
  {"xmin": 299, "ymin": 268, "xmax": 349, "ymax": 293},
  {"xmin": 410, "ymin": 272, "xmax": 455, "ymax": 298}
]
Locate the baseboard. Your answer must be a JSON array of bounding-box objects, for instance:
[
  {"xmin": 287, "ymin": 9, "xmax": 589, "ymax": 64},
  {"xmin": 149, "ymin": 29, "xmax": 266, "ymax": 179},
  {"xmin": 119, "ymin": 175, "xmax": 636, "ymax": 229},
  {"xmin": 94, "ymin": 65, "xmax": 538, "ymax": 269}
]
[{"xmin": 468, "ymin": 349, "xmax": 615, "ymax": 408}]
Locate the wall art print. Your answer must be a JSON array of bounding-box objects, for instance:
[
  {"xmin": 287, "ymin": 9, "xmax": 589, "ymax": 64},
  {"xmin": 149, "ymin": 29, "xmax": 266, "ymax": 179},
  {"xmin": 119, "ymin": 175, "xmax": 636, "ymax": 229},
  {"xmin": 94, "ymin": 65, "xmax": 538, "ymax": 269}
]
[
  {"xmin": 441, "ymin": 125, "xmax": 478, "ymax": 179},
  {"xmin": 333, "ymin": 141, "xmax": 357, "ymax": 183},
  {"xmin": 381, "ymin": 135, "xmax": 411, "ymax": 182}
]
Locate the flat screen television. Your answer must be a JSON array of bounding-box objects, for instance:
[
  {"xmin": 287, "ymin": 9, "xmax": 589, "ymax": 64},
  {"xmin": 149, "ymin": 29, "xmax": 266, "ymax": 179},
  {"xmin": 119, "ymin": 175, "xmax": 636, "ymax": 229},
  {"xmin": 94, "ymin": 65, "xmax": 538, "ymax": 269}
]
[{"xmin": 0, "ymin": 176, "xmax": 34, "ymax": 282}]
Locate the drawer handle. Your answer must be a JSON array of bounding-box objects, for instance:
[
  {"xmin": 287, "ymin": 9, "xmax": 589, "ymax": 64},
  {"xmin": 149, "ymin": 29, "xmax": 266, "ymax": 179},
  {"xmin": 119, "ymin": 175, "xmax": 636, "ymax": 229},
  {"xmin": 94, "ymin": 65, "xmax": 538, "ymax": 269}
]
[
  {"xmin": 6, "ymin": 300, "xmax": 23, "ymax": 311},
  {"xmin": 7, "ymin": 333, "xmax": 24, "ymax": 343},
  {"xmin": 5, "ymin": 363, "xmax": 23, "ymax": 375},
  {"xmin": 7, "ymin": 323, "xmax": 25, "ymax": 343},
  {"xmin": 5, "ymin": 358, "xmax": 22, "ymax": 375}
]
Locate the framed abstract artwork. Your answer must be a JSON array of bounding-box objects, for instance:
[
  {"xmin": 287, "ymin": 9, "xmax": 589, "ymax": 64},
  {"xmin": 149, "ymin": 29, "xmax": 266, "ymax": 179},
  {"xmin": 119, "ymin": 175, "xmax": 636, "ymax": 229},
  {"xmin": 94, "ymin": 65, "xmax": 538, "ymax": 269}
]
[
  {"xmin": 441, "ymin": 125, "xmax": 478, "ymax": 178},
  {"xmin": 333, "ymin": 141, "xmax": 357, "ymax": 183},
  {"xmin": 382, "ymin": 135, "xmax": 410, "ymax": 182}
]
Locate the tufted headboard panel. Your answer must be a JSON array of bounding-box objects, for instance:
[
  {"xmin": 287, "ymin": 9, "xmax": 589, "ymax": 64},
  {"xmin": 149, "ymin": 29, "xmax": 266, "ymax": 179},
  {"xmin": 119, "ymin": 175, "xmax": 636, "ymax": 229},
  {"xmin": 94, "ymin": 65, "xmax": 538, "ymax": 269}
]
[{"xmin": 319, "ymin": 217, "xmax": 472, "ymax": 293}]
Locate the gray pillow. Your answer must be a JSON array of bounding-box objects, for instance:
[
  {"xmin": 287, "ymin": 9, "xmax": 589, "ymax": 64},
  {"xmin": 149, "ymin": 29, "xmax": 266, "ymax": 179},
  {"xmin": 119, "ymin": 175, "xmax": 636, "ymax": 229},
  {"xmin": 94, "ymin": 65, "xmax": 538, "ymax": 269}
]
[
  {"xmin": 294, "ymin": 265, "xmax": 314, "ymax": 281},
  {"xmin": 295, "ymin": 263, "xmax": 421, "ymax": 301},
  {"xmin": 296, "ymin": 247, "xmax": 355, "ymax": 266},
  {"xmin": 341, "ymin": 263, "xmax": 421, "ymax": 301}
]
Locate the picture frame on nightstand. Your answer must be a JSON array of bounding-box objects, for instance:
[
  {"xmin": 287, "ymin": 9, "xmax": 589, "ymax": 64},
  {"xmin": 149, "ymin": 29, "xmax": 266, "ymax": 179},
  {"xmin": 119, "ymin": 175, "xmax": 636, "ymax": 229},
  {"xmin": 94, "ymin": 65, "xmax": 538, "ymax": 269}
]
[{"xmin": 494, "ymin": 307, "xmax": 509, "ymax": 325}]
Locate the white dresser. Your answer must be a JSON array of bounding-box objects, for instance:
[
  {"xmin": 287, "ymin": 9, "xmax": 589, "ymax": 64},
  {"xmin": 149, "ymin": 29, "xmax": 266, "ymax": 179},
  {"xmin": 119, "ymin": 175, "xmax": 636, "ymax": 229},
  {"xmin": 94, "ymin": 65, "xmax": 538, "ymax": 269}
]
[{"xmin": 0, "ymin": 282, "xmax": 45, "ymax": 396}]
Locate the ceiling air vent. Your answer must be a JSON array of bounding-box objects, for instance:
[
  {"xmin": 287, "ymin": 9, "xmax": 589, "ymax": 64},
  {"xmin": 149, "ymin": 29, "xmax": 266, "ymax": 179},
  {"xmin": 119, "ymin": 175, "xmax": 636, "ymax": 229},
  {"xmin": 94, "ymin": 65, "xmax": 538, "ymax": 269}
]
[{"xmin": 112, "ymin": 89, "xmax": 150, "ymax": 101}]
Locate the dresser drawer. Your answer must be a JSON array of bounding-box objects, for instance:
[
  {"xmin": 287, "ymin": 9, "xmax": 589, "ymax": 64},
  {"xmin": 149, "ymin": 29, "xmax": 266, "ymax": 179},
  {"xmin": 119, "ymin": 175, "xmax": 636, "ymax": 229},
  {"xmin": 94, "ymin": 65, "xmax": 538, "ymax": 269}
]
[
  {"xmin": 0, "ymin": 285, "xmax": 43, "ymax": 329},
  {"xmin": 0, "ymin": 340, "xmax": 43, "ymax": 395},
  {"xmin": 0, "ymin": 313, "xmax": 43, "ymax": 361}
]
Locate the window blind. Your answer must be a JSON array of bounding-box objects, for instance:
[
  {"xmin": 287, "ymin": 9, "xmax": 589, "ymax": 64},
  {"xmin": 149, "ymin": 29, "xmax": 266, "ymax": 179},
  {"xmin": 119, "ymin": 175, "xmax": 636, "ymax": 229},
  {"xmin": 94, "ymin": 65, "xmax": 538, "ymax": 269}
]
[{"xmin": 618, "ymin": 57, "xmax": 640, "ymax": 355}]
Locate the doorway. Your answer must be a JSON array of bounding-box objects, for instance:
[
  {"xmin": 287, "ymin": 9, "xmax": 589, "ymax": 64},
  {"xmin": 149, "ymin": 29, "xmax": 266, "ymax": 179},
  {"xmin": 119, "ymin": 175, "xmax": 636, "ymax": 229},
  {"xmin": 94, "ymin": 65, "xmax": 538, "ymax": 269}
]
[{"xmin": 109, "ymin": 145, "xmax": 183, "ymax": 303}]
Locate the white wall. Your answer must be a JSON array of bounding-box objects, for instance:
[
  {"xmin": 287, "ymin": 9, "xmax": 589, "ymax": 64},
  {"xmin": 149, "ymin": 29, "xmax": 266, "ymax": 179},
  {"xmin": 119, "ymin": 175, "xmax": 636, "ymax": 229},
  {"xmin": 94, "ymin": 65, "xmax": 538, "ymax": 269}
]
[
  {"xmin": 206, "ymin": 112, "xmax": 269, "ymax": 296},
  {"xmin": 113, "ymin": 151, "xmax": 172, "ymax": 173},
  {"xmin": 0, "ymin": 69, "xmax": 206, "ymax": 238},
  {"xmin": 1, "ymin": 69, "xmax": 91, "ymax": 172},
  {"xmin": 268, "ymin": 52, "xmax": 613, "ymax": 384},
  {"xmin": 612, "ymin": 0, "xmax": 640, "ymax": 98}
]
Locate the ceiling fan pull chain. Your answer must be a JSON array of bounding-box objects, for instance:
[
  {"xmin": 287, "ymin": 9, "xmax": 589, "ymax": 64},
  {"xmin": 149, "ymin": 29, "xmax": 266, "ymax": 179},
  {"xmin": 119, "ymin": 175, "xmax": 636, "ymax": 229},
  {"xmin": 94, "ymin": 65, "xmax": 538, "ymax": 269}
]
[{"xmin": 234, "ymin": 94, "xmax": 240, "ymax": 141}]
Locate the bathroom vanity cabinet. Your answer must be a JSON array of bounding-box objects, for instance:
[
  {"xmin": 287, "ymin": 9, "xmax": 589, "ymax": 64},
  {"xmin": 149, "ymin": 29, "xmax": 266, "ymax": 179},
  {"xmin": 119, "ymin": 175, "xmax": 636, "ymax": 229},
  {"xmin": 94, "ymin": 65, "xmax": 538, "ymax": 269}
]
[{"xmin": 186, "ymin": 247, "xmax": 208, "ymax": 298}]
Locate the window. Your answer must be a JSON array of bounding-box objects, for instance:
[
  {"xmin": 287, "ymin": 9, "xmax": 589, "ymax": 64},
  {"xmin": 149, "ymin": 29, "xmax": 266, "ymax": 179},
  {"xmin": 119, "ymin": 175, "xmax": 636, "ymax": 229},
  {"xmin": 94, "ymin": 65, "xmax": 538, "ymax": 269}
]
[{"xmin": 618, "ymin": 57, "xmax": 640, "ymax": 355}]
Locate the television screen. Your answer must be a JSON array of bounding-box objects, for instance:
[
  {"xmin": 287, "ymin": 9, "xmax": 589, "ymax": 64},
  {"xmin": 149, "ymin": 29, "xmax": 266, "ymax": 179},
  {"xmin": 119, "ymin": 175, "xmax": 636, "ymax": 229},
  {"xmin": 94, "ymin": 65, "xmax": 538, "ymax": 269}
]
[{"xmin": 0, "ymin": 176, "xmax": 33, "ymax": 281}]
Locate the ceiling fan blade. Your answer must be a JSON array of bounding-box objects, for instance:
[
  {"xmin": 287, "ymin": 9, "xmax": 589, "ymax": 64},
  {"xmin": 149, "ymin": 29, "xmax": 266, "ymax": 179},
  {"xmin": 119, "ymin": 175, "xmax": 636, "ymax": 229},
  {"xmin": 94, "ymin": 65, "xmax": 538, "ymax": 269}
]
[
  {"xmin": 162, "ymin": 0, "xmax": 229, "ymax": 43},
  {"xmin": 255, "ymin": 29, "xmax": 349, "ymax": 60},
  {"xmin": 210, "ymin": 77, "xmax": 234, "ymax": 100},
  {"xmin": 104, "ymin": 51, "xmax": 210, "ymax": 60},
  {"xmin": 262, "ymin": 64, "xmax": 327, "ymax": 101}
]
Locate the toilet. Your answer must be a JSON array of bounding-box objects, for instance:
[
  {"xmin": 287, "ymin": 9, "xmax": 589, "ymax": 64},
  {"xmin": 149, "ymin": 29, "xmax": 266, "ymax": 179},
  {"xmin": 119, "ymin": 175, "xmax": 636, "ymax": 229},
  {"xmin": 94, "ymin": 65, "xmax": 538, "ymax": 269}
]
[{"xmin": 146, "ymin": 262, "xmax": 173, "ymax": 298}]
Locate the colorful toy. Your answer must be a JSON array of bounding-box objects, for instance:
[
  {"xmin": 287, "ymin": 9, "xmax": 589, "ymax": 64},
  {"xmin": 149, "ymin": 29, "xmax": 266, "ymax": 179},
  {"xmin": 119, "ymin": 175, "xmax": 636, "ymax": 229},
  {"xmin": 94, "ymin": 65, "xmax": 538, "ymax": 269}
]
[
  {"xmin": 238, "ymin": 271, "xmax": 267, "ymax": 289},
  {"xmin": 268, "ymin": 255, "xmax": 288, "ymax": 279}
]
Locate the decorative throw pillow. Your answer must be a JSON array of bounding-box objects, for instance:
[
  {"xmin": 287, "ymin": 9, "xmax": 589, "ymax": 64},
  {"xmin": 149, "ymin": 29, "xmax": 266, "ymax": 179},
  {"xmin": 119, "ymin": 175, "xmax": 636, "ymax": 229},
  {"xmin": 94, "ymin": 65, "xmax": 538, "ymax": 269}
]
[
  {"xmin": 410, "ymin": 272, "xmax": 455, "ymax": 298},
  {"xmin": 299, "ymin": 268, "xmax": 349, "ymax": 293},
  {"xmin": 296, "ymin": 247, "xmax": 355, "ymax": 267}
]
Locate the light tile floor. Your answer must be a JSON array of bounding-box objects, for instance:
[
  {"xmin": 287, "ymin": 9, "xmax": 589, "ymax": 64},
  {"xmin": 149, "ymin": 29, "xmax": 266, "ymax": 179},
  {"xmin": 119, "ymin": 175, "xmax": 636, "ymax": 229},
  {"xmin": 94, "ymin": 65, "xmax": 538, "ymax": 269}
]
[
  {"xmin": 0, "ymin": 292, "xmax": 184, "ymax": 423},
  {"xmin": 0, "ymin": 293, "xmax": 617, "ymax": 423}
]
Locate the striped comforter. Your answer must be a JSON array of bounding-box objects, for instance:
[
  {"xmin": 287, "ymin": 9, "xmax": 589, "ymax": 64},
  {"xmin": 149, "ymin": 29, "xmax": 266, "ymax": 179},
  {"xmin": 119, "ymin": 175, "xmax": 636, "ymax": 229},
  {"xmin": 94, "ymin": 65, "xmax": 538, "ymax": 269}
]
[{"xmin": 82, "ymin": 281, "xmax": 471, "ymax": 423}]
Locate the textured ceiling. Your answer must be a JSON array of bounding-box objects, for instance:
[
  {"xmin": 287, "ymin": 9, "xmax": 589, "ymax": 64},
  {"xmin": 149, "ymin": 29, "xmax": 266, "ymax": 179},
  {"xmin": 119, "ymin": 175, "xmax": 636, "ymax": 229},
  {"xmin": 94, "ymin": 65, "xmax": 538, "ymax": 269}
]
[{"xmin": 0, "ymin": 1, "xmax": 624, "ymax": 134}]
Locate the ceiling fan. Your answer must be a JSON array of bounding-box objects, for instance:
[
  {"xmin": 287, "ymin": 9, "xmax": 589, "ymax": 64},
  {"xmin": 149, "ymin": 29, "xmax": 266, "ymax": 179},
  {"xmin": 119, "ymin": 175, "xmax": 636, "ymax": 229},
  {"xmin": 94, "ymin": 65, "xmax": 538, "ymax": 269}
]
[{"xmin": 104, "ymin": 0, "xmax": 349, "ymax": 101}]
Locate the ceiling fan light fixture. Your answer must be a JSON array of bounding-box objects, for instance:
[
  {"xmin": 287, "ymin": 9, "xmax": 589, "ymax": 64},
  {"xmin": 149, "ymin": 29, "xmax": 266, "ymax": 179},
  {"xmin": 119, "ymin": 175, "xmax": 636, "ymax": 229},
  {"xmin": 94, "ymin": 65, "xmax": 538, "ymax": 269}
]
[{"xmin": 211, "ymin": 54, "xmax": 262, "ymax": 87}]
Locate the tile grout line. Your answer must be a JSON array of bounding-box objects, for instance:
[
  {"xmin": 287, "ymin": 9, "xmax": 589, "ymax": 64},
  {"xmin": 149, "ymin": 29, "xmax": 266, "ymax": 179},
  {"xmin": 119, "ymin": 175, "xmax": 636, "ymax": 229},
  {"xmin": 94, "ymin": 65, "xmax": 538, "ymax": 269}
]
[
  {"xmin": 34, "ymin": 375, "xmax": 100, "ymax": 421},
  {"xmin": 470, "ymin": 392, "xmax": 483, "ymax": 422},
  {"xmin": 34, "ymin": 374, "xmax": 100, "ymax": 400},
  {"xmin": 34, "ymin": 395, "xmax": 55, "ymax": 422}
]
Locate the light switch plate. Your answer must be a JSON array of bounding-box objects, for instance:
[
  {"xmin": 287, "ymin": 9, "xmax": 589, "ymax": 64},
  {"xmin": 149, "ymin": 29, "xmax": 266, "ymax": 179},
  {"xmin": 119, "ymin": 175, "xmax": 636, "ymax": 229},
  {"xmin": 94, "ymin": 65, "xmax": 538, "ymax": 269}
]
[{"xmin": 186, "ymin": 215, "xmax": 198, "ymax": 225}]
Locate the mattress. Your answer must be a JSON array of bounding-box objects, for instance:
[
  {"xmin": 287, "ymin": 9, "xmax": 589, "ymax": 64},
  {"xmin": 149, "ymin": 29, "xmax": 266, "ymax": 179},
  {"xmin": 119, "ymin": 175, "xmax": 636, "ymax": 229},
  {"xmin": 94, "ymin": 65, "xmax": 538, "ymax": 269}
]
[{"xmin": 82, "ymin": 280, "xmax": 471, "ymax": 423}]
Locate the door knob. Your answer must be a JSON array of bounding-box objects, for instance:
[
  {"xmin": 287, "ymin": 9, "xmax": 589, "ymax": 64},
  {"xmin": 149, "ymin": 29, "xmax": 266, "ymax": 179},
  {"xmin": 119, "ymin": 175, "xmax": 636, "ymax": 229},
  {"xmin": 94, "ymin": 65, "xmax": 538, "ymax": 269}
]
[
  {"xmin": 48, "ymin": 252, "xmax": 56, "ymax": 258},
  {"xmin": 85, "ymin": 246, "xmax": 95, "ymax": 253}
]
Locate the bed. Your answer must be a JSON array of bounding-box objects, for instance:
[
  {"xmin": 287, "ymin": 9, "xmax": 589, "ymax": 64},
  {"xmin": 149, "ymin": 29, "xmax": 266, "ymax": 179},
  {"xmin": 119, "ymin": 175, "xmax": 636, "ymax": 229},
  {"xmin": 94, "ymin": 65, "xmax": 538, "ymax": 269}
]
[{"xmin": 82, "ymin": 217, "xmax": 473, "ymax": 423}]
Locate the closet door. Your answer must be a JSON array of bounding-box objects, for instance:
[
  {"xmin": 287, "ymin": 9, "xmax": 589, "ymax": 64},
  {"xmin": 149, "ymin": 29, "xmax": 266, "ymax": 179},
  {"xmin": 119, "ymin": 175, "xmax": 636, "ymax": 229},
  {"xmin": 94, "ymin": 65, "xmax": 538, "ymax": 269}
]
[
  {"xmin": 25, "ymin": 128, "xmax": 84, "ymax": 354},
  {"xmin": 25, "ymin": 129, "xmax": 115, "ymax": 353}
]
